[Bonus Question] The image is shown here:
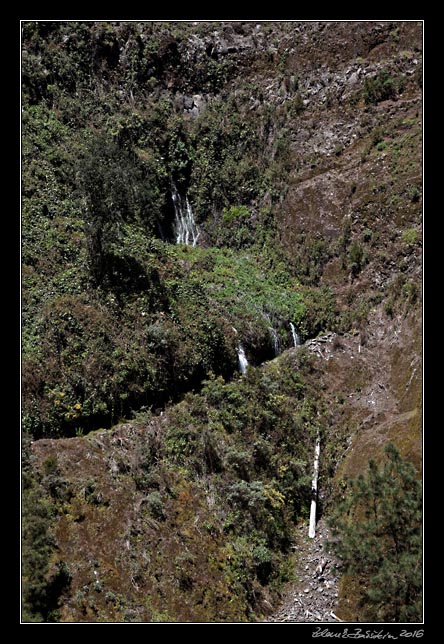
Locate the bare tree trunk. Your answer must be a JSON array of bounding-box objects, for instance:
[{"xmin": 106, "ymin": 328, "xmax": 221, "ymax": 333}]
[{"xmin": 309, "ymin": 434, "xmax": 321, "ymax": 539}]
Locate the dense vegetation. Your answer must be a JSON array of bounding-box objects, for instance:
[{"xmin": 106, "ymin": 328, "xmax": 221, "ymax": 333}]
[
  {"xmin": 22, "ymin": 21, "xmax": 422, "ymax": 623},
  {"xmin": 21, "ymin": 22, "xmax": 312, "ymax": 439},
  {"xmin": 23, "ymin": 352, "xmax": 334, "ymax": 622}
]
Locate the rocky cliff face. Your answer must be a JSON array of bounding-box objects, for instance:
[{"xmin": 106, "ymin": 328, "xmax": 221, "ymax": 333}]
[{"xmin": 22, "ymin": 20, "xmax": 422, "ymax": 623}]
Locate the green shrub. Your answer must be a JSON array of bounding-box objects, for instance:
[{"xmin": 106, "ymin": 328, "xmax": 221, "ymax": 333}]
[
  {"xmin": 222, "ymin": 205, "xmax": 250, "ymax": 224},
  {"xmin": 403, "ymin": 281, "xmax": 420, "ymax": 308},
  {"xmin": 218, "ymin": 205, "xmax": 254, "ymax": 248},
  {"xmin": 384, "ymin": 298, "xmax": 394, "ymax": 317},
  {"xmin": 299, "ymin": 286, "xmax": 336, "ymax": 338},
  {"xmin": 146, "ymin": 491, "xmax": 165, "ymax": 521},
  {"xmin": 363, "ymin": 70, "xmax": 402, "ymax": 104},
  {"xmin": 224, "ymin": 446, "xmax": 253, "ymax": 480},
  {"xmin": 402, "ymin": 228, "xmax": 418, "ymax": 246},
  {"xmin": 408, "ymin": 186, "xmax": 420, "ymax": 203},
  {"xmin": 349, "ymin": 241, "xmax": 366, "ymax": 276}
]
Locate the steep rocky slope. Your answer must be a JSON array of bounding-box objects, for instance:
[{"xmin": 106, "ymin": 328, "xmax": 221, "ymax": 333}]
[
  {"xmin": 266, "ymin": 518, "xmax": 341, "ymax": 623},
  {"xmin": 22, "ymin": 20, "xmax": 422, "ymax": 623},
  {"xmin": 266, "ymin": 309, "xmax": 422, "ymax": 622}
]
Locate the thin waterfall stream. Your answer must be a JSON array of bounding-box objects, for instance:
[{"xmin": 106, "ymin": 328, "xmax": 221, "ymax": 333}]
[
  {"xmin": 269, "ymin": 326, "xmax": 280, "ymax": 356},
  {"xmin": 237, "ymin": 345, "xmax": 249, "ymax": 375},
  {"xmin": 290, "ymin": 322, "xmax": 300, "ymax": 348},
  {"xmin": 232, "ymin": 327, "xmax": 249, "ymax": 374},
  {"xmin": 171, "ymin": 181, "xmax": 201, "ymax": 246}
]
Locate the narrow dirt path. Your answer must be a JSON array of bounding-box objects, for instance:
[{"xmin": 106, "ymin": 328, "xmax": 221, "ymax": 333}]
[{"xmin": 267, "ymin": 518, "xmax": 342, "ymax": 623}]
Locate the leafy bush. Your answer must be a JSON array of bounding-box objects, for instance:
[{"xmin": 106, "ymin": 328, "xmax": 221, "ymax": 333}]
[
  {"xmin": 408, "ymin": 186, "xmax": 420, "ymax": 203},
  {"xmin": 402, "ymin": 281, "xmax": 420, "ymax": 308},
  {"xmin": 146, "ymin": 491, "xmax": 165, "ymax": 521},
  {"xmin": 363, "ymin": 70, "xmax": 402, "ymax": 104},
  {"xmin": 289, "ymin": 233, "xmax": 332, "ymax": 285},
  {"xmin": 384, "ymin": 298, "xmax": 394, "ymax": 317},
  {"xmin": 402, "ymin": 228, "xmax": 418, "ymax": 246},
  {"xmin": 299, "ymin": 286, "xmax": 336, "ymax": 339}
]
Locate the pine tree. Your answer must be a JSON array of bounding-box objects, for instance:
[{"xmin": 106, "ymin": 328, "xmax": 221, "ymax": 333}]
[{"xmin": 328, "ymin": 443, "xmax": 422, "ymax": 622}]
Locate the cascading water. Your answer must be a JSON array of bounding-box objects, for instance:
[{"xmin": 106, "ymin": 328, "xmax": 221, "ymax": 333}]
[
  {"xmin": 290, "ymin": 322, "xmax": 300, "ymax": 348},
  {"xmin": 237, "ymin": 345, "xmax": 249, "ymax": 375},
  {"xmin": 269, "ymin": 326, "xmax": 280, "ymax": 356},
  {"xmin": 171, "ymin": 181, "xmax": 201, "ymax": 247},
  {"xmin": 232, "ymin": 327, "xmax": 249, "ymax": 374}
]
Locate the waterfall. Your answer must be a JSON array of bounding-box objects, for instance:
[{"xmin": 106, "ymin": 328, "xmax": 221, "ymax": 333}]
[
  {"xmin": 232, "ymin": 327, "xmax": 249, "ymax": 375},
  {"xmin": 237, "ymin": 345, "xmax": 249, "ymax": 375},
  {"xmin": 171, "ymin": 181, "xmax": 201, "ymax": 247},
  {"xmin": 290, "ymin": 322, "xmax": 300, "ymax": 347},
  {"xmin": 269, "ymin": 327, "xmax": 280, "ymax": 356}
]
